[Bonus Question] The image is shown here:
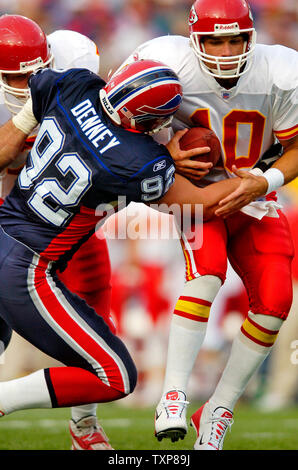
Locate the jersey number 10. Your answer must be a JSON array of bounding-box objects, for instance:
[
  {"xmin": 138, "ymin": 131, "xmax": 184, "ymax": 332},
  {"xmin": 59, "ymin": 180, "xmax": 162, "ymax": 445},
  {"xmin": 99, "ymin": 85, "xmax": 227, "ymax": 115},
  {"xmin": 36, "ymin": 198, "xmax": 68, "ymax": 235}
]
[{"xmin": 191, "ymin": 109, "xmax": 266, "ymax": 172}]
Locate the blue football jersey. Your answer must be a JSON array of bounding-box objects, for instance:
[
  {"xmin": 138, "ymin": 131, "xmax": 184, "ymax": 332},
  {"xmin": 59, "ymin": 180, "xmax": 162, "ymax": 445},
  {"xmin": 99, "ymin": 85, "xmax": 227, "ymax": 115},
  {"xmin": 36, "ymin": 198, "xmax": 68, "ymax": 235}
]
[{"xmin": 0, "ymin": 68, "xmax": 175, "ymax": 263}]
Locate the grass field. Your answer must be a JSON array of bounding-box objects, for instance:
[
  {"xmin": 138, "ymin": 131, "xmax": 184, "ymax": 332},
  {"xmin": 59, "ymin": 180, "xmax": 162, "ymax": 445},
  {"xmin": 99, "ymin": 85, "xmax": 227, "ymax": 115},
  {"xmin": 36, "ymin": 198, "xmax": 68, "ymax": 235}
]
[{"xmin": 0, "ymin": 401, "xmax": 297, "ymax": 451}]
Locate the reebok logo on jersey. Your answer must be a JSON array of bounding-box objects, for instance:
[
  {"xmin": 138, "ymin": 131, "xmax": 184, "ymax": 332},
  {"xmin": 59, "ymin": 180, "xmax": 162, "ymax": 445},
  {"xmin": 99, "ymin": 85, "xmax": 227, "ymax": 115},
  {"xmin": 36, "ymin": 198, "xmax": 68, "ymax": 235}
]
[
  {"xmin": 71, "ymin": 99, "xmax": 120, "ymax": 154},
  {"xmin": 153, "ymin": 160, "xmax": 166, "ymax": 172}
]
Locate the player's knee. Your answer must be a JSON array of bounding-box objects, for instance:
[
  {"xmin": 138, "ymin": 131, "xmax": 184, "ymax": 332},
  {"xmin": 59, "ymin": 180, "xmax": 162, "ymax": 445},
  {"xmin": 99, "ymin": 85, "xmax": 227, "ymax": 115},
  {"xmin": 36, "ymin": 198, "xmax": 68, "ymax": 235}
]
[
  {"xmin": 109, "ymin": 351, "xmax": 138, "ymax": 396},
  {"xmin": 184, "ymin": 275, "xmax": 222, "ymax": 303},
  {"xmin": 255, "ymin": 263, "xmax": 293, "ymax": 319}
]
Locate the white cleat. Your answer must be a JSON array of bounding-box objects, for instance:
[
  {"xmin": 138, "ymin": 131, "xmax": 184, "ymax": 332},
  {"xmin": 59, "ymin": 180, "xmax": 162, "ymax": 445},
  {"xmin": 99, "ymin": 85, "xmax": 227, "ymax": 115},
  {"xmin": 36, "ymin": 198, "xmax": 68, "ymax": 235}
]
[
  {"xmin": 190, "ymin": 402, "xmax": 233, "ymax": 450},
  {"xmin": 155, "ymin": 390, "xmax": 189, "ymax": 442},
  {"xmin": 69, "ymin": 415, "xmax": 114, "ymax": 450}
]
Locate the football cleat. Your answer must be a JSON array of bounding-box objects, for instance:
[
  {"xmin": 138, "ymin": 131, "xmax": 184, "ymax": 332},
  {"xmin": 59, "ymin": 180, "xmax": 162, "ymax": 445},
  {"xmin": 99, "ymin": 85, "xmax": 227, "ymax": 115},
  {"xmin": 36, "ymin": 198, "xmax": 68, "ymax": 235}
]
[
  {"xmin": 190, "ymin": 402, "xmax": 233, "ymax": 450},
  {"xmin": 69, "ymin": 415, "xmax": 114, "ymax": 450},
  {"xmin": 155, "ymin": 390, "xmax": 189, "ymax": 442}
]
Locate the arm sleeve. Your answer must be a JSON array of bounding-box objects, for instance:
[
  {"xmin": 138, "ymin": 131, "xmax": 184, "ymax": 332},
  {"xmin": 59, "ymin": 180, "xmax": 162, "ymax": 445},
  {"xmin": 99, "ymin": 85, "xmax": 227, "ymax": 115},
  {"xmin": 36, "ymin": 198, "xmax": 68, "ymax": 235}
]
[
  {"xmin": 273, "ymin": 87, "xmax": 298, "ymax": 141},
  {"xmin": 271, "ymin": 47, "xmax": 298, "ymax": 141}
]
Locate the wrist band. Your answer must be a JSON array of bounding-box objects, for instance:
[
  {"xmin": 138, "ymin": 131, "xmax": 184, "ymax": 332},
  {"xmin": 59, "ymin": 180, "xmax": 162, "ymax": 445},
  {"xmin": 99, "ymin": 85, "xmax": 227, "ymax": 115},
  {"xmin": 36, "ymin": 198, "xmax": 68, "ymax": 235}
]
[
  {"xmin": 263, "ymin": 168, "xmax": 284, "ymax": 195},
  {"xmin": 12, "ymin": 98, "xmax": 38, "ymax": 135},
  {"xmin": 249, "ymin": 167, "xmax": 263, "ymax": 177}
]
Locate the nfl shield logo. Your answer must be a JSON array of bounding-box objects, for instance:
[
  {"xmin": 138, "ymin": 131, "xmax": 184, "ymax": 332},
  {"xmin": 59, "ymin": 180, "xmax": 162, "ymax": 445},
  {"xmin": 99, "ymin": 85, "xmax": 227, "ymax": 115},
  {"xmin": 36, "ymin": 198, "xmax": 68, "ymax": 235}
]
[{"xmin": 222, "ymin": 91, "xmax": 230, "ymax": 99}]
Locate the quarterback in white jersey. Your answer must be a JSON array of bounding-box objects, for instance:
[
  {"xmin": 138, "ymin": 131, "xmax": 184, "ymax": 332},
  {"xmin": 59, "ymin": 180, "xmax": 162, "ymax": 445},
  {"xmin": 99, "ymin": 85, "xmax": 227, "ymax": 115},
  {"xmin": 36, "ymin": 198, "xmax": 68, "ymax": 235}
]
[
  {"xmin": 125, "ymin": 36, "xmax": 297, "ymax": 186},
  {"xmin": 0, "ymin": 14, "xmax": 114, "ymax": 450},
  {"xmin": 122, "ymin": 0, "xmax": 298, "ymax": 450}
]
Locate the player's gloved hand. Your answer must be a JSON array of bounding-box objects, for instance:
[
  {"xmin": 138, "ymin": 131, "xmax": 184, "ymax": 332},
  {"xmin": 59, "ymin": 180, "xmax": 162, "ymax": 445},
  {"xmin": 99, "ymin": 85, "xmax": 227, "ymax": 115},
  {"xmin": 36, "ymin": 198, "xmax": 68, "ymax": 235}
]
[
  {"xmin": 166, "ymin": 129, "xmax": 212, "ymax": 181},
  {"xmin": 215, "ymin": 165, "xmax": 269, "ymax": 217}
]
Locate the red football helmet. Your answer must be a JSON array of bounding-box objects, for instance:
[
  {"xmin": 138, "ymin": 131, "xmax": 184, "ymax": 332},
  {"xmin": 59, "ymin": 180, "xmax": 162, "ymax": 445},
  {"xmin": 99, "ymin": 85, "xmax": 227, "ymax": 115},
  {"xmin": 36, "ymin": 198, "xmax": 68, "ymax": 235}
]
[
  {"xmin": 0, "ymin": 14, "xmax": 53, "ymax": 112},
  {"xmin": 100, "ymin": 60, "xmax": 183, "ymax": 134},
  {"xmin": 189, "ymin": 0, "xmax": 256, "ymax": 78}
]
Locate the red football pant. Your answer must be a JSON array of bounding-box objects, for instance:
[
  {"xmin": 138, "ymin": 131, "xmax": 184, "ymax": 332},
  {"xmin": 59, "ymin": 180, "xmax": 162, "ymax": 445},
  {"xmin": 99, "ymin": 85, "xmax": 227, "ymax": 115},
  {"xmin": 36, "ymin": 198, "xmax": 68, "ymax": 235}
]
[
  {"xmin": 181, "ymin": 211, "xmax": 294, "ymax": 320},
  {"xmin": 46, "ymin": 367, "xmax": 126, "ymax": 406}
]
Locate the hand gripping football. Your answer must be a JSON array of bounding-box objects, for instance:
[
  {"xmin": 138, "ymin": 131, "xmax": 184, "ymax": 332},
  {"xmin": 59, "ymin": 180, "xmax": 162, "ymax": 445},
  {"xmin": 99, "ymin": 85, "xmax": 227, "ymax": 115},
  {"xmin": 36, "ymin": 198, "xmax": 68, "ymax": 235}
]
[{"xmin": 179, "ymin": 127, "xmax": 221, "ymax": 166}]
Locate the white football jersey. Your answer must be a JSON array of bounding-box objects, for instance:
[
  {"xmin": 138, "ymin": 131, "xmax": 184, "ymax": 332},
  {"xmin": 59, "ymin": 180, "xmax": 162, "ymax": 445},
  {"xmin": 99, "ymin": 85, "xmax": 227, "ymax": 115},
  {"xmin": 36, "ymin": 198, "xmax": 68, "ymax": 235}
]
[
  {"xmin": 48, "ymin": 30, "xmax": 100, "ymax": 74},
  {"xmin": 0, "ymin": 30, "xmax": 100, "ymax": 199},
  {"xmin": 124, "ymin": 35, "xmax": 298, "ymax": 183}
]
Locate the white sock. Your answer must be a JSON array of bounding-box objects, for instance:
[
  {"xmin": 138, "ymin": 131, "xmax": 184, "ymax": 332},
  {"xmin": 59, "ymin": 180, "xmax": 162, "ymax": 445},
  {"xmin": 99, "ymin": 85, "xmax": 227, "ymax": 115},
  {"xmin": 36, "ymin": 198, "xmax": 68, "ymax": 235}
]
[
  {"xmin": 71, "ymin": 403, "xmax": 98, "ymax": 423},
  {"xmin": 209, "ymin": 313, "xmax": 283, "ymax": 411},
  {"xmin": 162, "ymin": 275, "xmax": 221, "ymax": 395},
  {"xmin": 0, "ymin": 369, "xmax": 52, "ymax": 415},
  {"xmin": 162, "ymin": 316, "xmax": 207, "ymax": 394}
]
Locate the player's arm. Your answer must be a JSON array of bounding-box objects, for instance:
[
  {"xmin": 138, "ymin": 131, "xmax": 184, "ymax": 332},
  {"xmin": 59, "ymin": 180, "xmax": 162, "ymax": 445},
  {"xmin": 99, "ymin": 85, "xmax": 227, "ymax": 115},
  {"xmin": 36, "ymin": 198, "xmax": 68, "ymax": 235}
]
[
  {"xmin": 146, "ymin": 130, "xmax": 241, "ymax": 219},
  {"xmin": 215, "ymin": 135, "xmax": 298, "ymax": 217},
  {"xmin": 0, "ymin": 68, "xmax": 60, "ymax": 172},
  {"xmin": 154, "ymin": 173, "xmax": 240, "ymax": 220},
  {"xmin": 0, "ymin": 120, "xmax": 26, "ymax": 171},
  {"xmin": 0, "ymin": 98, "xmax": 38, "ymax": 171},
  {"xmin": 270, "ymin": 135, "xmax": 298, "ymax": 184}
]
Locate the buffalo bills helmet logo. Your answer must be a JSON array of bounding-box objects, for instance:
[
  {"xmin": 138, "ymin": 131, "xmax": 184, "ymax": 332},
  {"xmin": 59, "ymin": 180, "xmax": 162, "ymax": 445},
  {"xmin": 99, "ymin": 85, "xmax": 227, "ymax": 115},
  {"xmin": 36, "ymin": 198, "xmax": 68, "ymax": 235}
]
[
  {"xmin": 101, "ymin": 60, "xmax": 183, "ymax": 133},
  {"xmin": 134, "ymin": 94, "xmax": 182, "ymax": 124}
]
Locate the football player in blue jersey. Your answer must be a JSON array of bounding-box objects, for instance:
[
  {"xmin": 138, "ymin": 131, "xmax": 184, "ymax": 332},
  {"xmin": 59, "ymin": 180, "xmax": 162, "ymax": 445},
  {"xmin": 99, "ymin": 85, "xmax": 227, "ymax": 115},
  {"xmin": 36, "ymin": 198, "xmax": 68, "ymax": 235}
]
[
  {"xmin": 0, "ymin": 13, "xmax": 115, "ymax": 449},
  {"xmin": 0, "ymin": 59, "xmax": 242, "ymax": 448}
]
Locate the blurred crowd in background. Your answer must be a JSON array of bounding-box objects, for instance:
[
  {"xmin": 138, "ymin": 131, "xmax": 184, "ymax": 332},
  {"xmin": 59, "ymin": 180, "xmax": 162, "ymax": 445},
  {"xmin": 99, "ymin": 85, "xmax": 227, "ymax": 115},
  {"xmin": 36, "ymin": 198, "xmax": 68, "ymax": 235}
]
[
  {"xmin": 0, "ymin": 0, "xmax": 297, "ymax": 411},
  {"xmin": 0, "ymin": 0, "xmax": 297, "ymax": 78}
]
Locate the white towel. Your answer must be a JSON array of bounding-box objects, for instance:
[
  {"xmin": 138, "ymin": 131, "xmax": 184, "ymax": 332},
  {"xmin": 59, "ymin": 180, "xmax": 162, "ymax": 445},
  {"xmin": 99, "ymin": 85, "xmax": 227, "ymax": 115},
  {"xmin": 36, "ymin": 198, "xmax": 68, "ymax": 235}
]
[
  {"xmin": 240, "ymin": 199, "xmax": 282, "ymax": 219},
  {"xmin": 239, "ymin": 167, "xmax": 282, "ymax": 219}
]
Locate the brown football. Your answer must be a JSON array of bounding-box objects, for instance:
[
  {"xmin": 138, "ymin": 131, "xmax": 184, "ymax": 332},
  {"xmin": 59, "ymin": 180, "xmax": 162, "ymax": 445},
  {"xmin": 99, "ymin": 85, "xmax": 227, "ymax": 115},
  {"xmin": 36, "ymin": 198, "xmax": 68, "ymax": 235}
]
[{"xmin": 179, "ymin": 127, "xmax": 221, "ymax": 166}]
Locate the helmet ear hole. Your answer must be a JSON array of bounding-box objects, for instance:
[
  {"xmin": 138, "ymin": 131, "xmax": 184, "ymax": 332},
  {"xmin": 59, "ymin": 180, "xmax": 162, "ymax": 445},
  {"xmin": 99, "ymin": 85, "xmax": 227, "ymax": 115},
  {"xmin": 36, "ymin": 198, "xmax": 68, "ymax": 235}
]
[{"xmin": 100, "ymin": 59, "xmax": 183, "ymax": 134}]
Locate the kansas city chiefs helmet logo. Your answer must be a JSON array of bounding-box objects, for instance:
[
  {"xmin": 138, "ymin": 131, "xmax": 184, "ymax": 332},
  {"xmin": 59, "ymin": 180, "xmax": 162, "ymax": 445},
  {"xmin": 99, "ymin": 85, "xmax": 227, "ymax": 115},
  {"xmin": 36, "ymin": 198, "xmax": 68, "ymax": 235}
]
[
  {"xmin": 189, "ymin": 5, "xmax": 198, "ymax": 25},
  {"xmin": 134, "ymin": 94, "xmax": 182, "ymax": 122}
]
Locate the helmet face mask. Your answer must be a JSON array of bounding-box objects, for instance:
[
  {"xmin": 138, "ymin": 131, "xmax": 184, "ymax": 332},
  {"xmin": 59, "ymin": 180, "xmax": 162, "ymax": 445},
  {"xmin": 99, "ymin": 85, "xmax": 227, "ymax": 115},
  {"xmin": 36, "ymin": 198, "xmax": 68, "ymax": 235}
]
[
  {"xmin": 189, "ymin": 0, "xmax": 256, "ymax": 79},
  {"xmin": 100, "ymin": 60, "xmax": 183, "ymax": 134},
  {"xmin": 0, "ymin": 14, "xmax": 53, "ymax": 113}
]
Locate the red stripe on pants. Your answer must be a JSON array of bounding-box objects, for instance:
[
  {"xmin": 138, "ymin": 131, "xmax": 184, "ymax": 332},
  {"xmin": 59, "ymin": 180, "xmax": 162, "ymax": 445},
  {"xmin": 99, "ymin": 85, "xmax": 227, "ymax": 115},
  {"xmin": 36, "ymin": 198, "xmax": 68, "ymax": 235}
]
[{"xmin": 33, "ymin": 256, "xmax": 126, "ymax": 393}]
